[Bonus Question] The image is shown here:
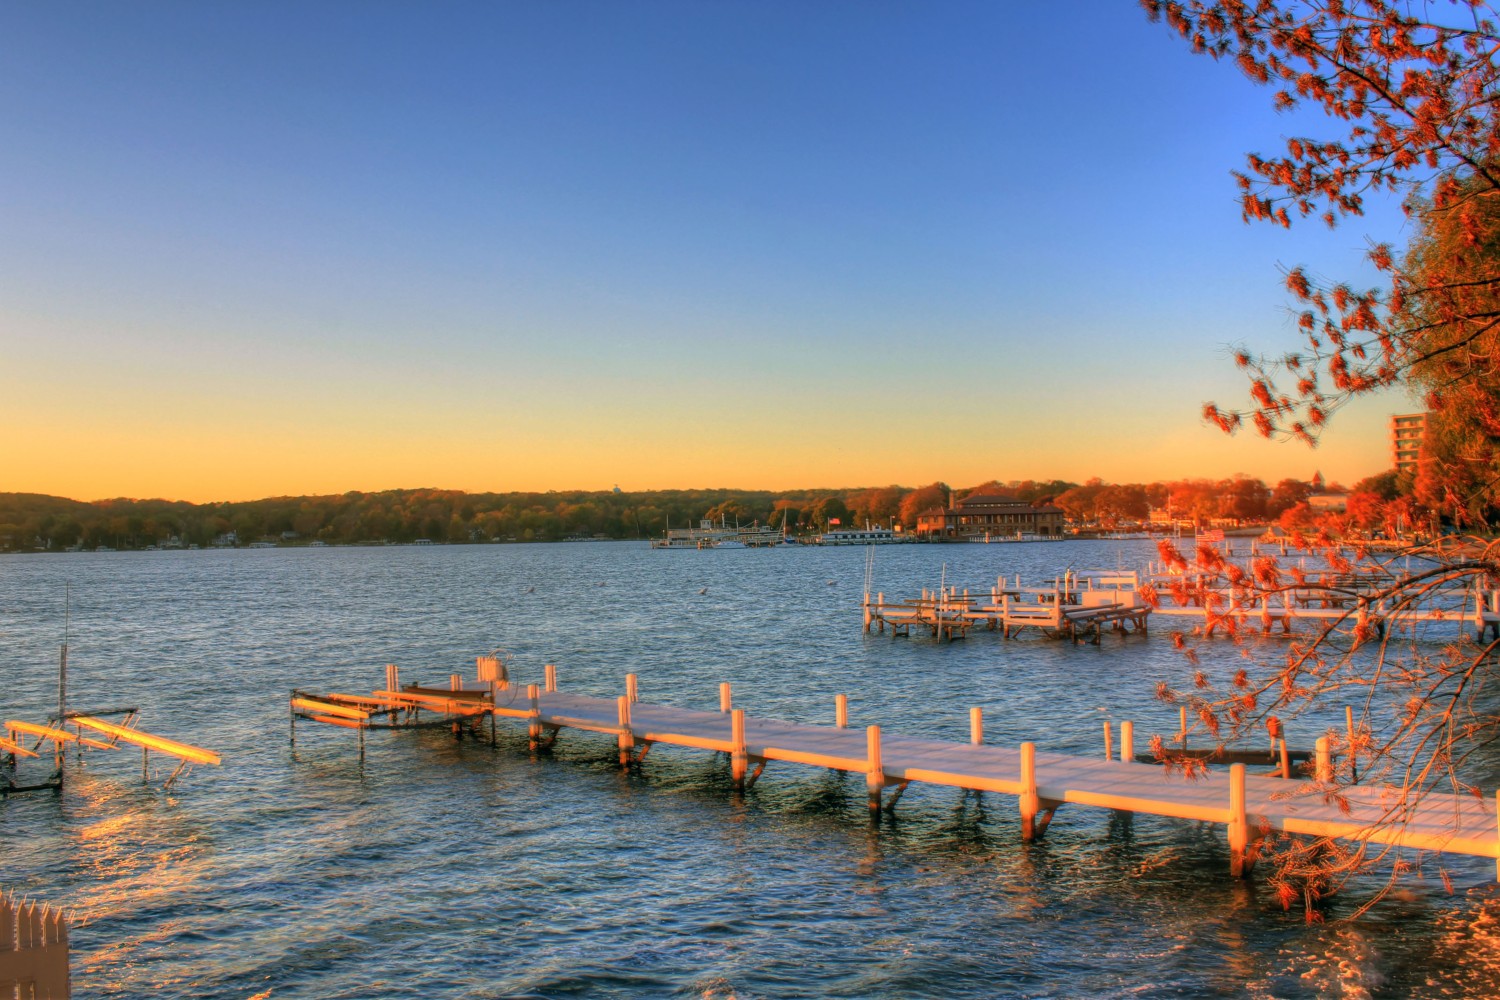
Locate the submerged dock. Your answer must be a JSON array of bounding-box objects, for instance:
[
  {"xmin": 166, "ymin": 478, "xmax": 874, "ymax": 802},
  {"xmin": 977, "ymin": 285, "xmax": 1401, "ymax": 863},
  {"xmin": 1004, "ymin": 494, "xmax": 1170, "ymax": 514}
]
[{"xmin": 293, "ymin": 658, "xmax": 1500, "ymax": 881}]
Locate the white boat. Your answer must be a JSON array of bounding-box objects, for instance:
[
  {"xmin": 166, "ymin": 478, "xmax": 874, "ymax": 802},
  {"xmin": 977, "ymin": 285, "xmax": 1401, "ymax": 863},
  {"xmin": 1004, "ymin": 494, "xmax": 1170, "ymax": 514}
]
[
  {"xmin": 651, "ymin": 517, "xmax": 782, "ymax": 549},
  {"xmin": 815, "ymin": 528, "xmax": 910, "ymax": 546}
]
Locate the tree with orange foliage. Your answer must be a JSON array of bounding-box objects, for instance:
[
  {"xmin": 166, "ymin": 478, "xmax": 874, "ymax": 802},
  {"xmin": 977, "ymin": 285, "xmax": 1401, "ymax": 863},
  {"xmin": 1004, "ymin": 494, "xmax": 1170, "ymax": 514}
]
[
  {"xmin": 1145, "ymin": 0, "xmax": 1500, "ymax": 460},
  {"xmin": 1145, "ymin": 1, "xmax": 1500, "ymax": 918}
]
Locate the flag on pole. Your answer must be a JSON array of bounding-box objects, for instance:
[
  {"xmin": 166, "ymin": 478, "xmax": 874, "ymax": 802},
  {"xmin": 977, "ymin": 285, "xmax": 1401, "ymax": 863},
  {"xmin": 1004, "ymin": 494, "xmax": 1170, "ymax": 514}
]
[
  {"xmin": 829, "ymin": 518, "xmax": 841, "ymax": 525},
  {"xmin": 1199, "ymin": 528, "xmax": 1224, "ymax": 543}
]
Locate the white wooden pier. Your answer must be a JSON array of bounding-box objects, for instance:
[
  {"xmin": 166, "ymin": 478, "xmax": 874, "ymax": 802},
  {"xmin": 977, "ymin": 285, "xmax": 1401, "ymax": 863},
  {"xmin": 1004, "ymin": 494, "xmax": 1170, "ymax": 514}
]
[{"xmin": 293, "ymin": 660, "xmax": 1500, "ymax": 881}]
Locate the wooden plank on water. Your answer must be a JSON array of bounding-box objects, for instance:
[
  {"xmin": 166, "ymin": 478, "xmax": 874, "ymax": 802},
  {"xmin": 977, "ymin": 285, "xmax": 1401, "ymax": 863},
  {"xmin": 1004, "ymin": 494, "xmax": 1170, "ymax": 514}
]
[{"xmin": 71, "ymin": 716, "xmax": 221, "ymax": 766}]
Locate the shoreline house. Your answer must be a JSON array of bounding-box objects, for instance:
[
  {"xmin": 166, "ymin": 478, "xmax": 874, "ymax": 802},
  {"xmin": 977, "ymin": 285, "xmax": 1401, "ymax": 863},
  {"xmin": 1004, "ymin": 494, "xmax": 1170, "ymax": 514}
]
[{"xmin": 915, "ymin": 494, "xmax": 1066, "ymax": 540}]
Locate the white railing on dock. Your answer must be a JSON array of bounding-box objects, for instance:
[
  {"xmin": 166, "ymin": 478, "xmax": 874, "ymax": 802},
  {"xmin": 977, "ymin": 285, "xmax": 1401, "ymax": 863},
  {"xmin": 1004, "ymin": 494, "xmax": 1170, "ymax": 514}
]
[{"xmin": 0, "ymin": 893, "xmax": 69, "ymax": 1000}]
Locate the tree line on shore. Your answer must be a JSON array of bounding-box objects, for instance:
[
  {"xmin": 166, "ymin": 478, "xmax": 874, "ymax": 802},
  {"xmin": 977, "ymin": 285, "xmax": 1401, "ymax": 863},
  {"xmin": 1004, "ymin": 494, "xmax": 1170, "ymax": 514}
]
[{"xmin": 0, "ymin": 469, "xmax": 1409, "ymax": 551}]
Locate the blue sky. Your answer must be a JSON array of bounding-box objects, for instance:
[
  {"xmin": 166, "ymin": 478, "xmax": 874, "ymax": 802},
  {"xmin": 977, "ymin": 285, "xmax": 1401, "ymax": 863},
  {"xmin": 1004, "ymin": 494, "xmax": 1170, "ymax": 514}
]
[{"xmin": 1, "ymin": 1, "xmax": 1413, "ymax": 500}]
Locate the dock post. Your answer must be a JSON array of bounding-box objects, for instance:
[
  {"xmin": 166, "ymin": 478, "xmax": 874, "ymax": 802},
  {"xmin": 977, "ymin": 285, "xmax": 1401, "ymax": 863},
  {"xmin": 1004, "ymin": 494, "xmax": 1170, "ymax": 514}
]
[
  {"xmin": 386, "ymin": 663, "xmax": 399, "ymax": 692},
  {"xmin": 1228, "ymin": 763, "xmax": 1251, "ymax": 876},
  {"xmin": 450, "ymin": 673, "xmax": 461, "ymax": 691},
  {"xmin": 1120, "ymin": 721, "xmax": 1133, "ymax": 763},
  {"xmin": 1020, "ymin": 741, "xmax": 1045, "ymax": 840},
  {"xmin": 720, "ymin": 682, "xmax": 732, "ymax": 713},
  {"xmin": 545, "ymin": 664, "xmax": 557, "ymax": 693},
  {"xmin": 866, "ymin": 725, "xmax": 883, "ymax": 813},
  {"xmin": 835, "ymin": 694, "xmax": 848, "ymax": 728},
  {"xmin": 1103, "ymin": 721, "xmax": 1113, "ymax": 761},
  {"xmin": 731, "ymin": 709, "xmax": 747, "ymax": 790},
  {"xmin": 617, "ymin": 696, "xmax": 633, "ymax": 767},
  {"xmin": 970, "ymin": 707, "xmax": 983, "ymax": 745},
  {"xmin": 1315, "ymin": 735, "xmax": 1331, "ymax": 782},
  {"xmin": 1179, "ymin": 706, "xmax": 1189, "ymax": 750},
  {"xmin": 527, "ymin": 684, "xmax": 541, "ymax": 751},
  {"xmin": 864, "ymin": 592, "xmax": 872, "ymax": 632},
  {"xmin": 626, "ymin": 673, "xmax": 639, "ymax": 703},
  {"xmin": 877, "ymin": 592, "xmax": 885, "ymax": 633},
  {"xmin": 1278, "ymin": 738, "xmax": 1291, "ymax": 779}
]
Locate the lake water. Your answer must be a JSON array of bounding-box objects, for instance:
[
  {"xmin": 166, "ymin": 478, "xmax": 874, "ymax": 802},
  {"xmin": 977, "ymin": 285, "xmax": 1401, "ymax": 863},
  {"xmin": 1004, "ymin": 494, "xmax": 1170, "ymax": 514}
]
[{"xmin": 3, "ymin": 541, "xmax": 1500, "ymax": 999}]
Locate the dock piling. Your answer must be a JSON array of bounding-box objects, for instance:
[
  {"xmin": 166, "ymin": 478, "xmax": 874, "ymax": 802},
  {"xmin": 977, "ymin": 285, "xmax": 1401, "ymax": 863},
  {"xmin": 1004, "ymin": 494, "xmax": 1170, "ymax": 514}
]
[
  {"xmin": 545, "ymin": 664, "xmax": 557, "ymax": 693},
  {"xmin": 1019, "ymin": 742, "xmax": 1056, "ymax": 839},
  {"xmin": 835, "ymin": 694, "xmax": 848, "ymax": 729},
  {"xmin": 626, "ymin": 673, "xmax": 638, "ymax": 703},
  {"xmin": 720, "ymin": 682, "xmax": 732, "ymax": 713},
  {"xmin": 527, "ymin": 684, "xmax": 541, "ymax": 751},
  {"xmin": 1315, "ymin": 735, "xmax": 1331, "ymax": 782},
  {"xmin": 1228, "ymin": 763, "xmax": 1252, "ymax": 876},
  {"xmin": 731, "ymin": 709, "xmax": 747, "ymax": 790},
  {"xmin": 617, "ymin": 696, "xmax": 633, "ymax": 767},
  {"xmin": 1120, "ymin": 721, "xmax": 1133, "ymax": 762},
  {"xmin": 970, "ymin": 707, "xmax": 983, "ymax": 745},
  {"xmin": 866, "ymin": 725, "xmax": 883, "ymax": 813},
  {"xmin": 1103, "ymin": 721, "xmax": 1113, "ymax": 761}
]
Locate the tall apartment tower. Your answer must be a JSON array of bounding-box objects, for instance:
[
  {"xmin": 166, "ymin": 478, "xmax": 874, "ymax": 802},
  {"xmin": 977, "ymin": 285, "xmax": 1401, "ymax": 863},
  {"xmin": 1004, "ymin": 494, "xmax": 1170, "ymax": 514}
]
[{"xmin": 1391, "ymin": 412, "xmax": 1428, "ymax": 473}]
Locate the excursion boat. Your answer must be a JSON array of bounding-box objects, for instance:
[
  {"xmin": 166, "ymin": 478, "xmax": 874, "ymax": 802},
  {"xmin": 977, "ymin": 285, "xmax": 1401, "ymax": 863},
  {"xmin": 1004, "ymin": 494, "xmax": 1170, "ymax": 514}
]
[
  {"xmin": 815, "ymin": 527, "xmax": 911, "ymax": 546},
  {"xmin": 651, "ymin": 518, "xmax": 783, "ymax": 549}
]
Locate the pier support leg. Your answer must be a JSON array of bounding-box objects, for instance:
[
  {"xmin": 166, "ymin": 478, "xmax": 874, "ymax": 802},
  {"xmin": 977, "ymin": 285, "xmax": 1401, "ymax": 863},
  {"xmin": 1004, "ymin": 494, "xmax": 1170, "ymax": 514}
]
[
  {"xmin": 527, "ymin": 684, "xmax": 542, "ymax": 752},
  {"xmin": 883, "ymin": 779, "xmax": 910, "ymax": 812},
  {"xmin": 835, "ymin": 694, "xmax": 847, "ymax": 729},
  {"xmin": 970, "ymin": 707, "xmax": 983, "ymax": 745},
  {"xmin": 1019, "ymin": 742, "xmax": 1059, "ymax": 840},
  {"xmin": 1315, "ymin": 735, "xmax": 1331, "ymax": 782},
  {"xmin": 730, "ymin": 709, "xmax": 747, "ymax": 791},
  {"xmin": 617, "ymin": 696, "xmax": 634, "ymax": 768},
  {"xmin": 720, "ymin": 682, "xmax": 732, "ymax": 714},
  {"xmin": 1228, "ymin": 763, "xmax": 1257, "ymax": 877},
  {"xmin": 866, "ymin": 725, "xmax": 884, "ymax": 814}
]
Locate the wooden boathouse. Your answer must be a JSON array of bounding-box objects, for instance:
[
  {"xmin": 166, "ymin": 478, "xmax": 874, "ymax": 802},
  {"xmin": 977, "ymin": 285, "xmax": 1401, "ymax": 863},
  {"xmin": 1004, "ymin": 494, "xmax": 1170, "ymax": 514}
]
[{"xmin": 292, "ymin": 659, "xmax": 1500, "ymax": 882}]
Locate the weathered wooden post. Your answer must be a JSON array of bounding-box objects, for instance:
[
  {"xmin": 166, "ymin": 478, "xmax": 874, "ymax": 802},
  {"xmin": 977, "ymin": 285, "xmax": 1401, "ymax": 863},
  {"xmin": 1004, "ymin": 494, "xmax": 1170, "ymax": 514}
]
[
  {"xmin": 1102, "ymin": 721, "xmax": 1113, "ymax": 761},
  {"xmin": 617, "ymin": 696, "xmax": 633, "ymax": 767},
  {"xmin": 1315, "ymin": 735, "xmax": 1332, "ymax": 782},
  {"xmin": 385, "ymin": 663, "xmax": 399, "ymax": 693},
  {"xmin": 450, "ymin": 673, "xmax": 461, "ymax": 691},
  {"xmin": 835, "ymin": 694, "xmax": 848, "ymax": 728},
  {"xmin": 719, "ymin": 682, "xmax": 732, "ymax": 713},
  {"xmin": 1020, "ymin": 741, "xmax": 1041, "ymax": 840},
  {"xmin": 866, "ymin": 725, "xmax": 883, "ymax": 813},
  {"xmin": 1179, "ymin": 706, "xmax": 1189, "ymax": 750},
  {"xmin": 626, "ymin": 673, "xmax": 638, "ymax": 703},
  {"xmin": 877, "ymin": 592, "xmax": 885, "ymax": 633},
  {"xmin": 1228, "ymin": 763, "xmax": 1250, "ymax": 876},
  {"xmin": 527, "ymin": 684, "xmax": 541, "ymax": 752},
  {"xmin": 545, "ymin": 664, "xmax": 557, "ymax": 693},
  {"xmin": 970, "ymin": 707, "xmax": 983, "ymax": 745},
  {"xmin": 730, "ymin": 709, "xmax": 747, "ymax": 790},
  {"xmin": 1120, "ymin": 721, "xmax": 1133, "ymax": 762},
  {"xmin": 1278, "ymin": 738, "xmax": 1291, "ymax": 779},
  {"xmin": 863, "ymin": 592, "xmax": 872, "ymax": 632}
]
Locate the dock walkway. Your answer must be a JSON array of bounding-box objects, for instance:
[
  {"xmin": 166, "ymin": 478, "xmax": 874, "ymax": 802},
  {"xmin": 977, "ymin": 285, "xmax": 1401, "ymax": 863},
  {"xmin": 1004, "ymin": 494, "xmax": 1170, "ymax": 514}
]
[{"xmin": 293, "ymin": 661, "xmax": 1500, "ymax": 880}]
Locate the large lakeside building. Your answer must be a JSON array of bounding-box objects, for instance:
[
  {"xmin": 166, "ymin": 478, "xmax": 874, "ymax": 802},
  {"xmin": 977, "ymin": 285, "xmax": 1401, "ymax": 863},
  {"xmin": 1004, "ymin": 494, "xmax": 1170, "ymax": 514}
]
[
  {"xmin": 1391, "ymin": 412, "xmax": 1428, "ymax": 474},
  {"xmin": 916, "ymin": 494, "xmax": 1065, "ymax": 539}
]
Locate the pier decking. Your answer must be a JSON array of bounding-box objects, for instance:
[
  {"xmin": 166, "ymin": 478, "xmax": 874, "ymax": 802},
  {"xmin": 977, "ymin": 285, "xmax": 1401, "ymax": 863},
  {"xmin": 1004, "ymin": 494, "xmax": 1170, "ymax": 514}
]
[{"xmin": 293, "ymin": 660, "xmax": 1500, "ymax": 881}]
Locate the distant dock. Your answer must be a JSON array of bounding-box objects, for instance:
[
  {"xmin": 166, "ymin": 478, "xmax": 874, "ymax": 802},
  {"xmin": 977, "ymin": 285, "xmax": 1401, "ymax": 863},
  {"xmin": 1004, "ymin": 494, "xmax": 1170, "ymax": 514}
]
[{"xmin": 865, "ymin": 568, "xmax": 1500, "ymax": 643}]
